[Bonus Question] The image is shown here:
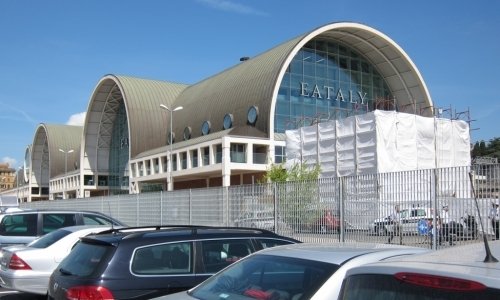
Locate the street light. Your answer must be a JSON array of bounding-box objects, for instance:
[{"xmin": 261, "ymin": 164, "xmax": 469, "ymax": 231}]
[
  {"xmin": 160, "ymin": 104, "xmax": 183, "ymax": 191},
  {"xmin": 59, "ymin": 148, "xmax": 74, "ymax": 199},
  {"xmin": 16, "ymin": 166, "xmax": 22, "ymax": 202}
]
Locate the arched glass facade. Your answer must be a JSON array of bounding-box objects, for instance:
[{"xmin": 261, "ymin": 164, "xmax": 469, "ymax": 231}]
[
  {"xmin": 108, "ymin": 101, "xmax": 130, "ymax": 193},
  {"xmin": 275, "ymin": 38, "xmax": 393, "ymax": 132}
]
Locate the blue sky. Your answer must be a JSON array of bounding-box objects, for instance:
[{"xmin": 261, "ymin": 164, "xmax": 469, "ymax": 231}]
[{"xmin": 1, "ymin": 0, "xmax": 499, "ymax": 168}]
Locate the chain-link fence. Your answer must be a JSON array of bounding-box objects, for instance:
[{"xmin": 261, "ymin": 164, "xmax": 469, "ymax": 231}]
[{"xmin": 21, "ymin": 165, "xmax": 500, "ymax": 249}]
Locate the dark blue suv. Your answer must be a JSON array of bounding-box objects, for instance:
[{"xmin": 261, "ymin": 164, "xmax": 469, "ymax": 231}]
[{"xmin": 47, "ymin": 225, "xmax": 300, "ymax": 299}]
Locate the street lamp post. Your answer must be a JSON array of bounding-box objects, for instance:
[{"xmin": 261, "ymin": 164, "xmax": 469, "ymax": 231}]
[
  {"xmin": 59, "ymin": 148, "xmax": 74, "ymax": 199},
  {"xmin": 16, "ymin": 167, "xmax": 22, "ymax": 202},
  {"xmin": 160, "ymin": 104, "xmax": 183, "ymax": 191}
]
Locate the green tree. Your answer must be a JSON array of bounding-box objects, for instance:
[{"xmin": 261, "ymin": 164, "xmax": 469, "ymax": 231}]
[
  {"xmin": 261, "ymin": 162, "xmax": 322, "ymax": 232},
  {"xmin": 260, "ymin": 162, "xmax": 321, "ymax": 183},
  {"xmin": 472, "ymin": 137, "xmax": 500, "ymax": 160}
]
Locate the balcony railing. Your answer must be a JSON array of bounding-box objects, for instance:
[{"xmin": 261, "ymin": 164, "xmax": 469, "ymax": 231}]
[
  {"xmin": 231, "ymin": 152, "xmax": 246, "ymax": 163},
  {"xmin": 253, "ymin": 153, "xmax": 267, "ymax": 164}
]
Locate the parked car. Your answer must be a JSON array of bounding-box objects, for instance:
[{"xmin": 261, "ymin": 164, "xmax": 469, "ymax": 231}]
[
  {"xmin": 0, "ymin": 225, "xmax": 116, "ymax": 296},
  {"xmin": 234, "ymin": 210, "xmax": 276, "ymax": 230},
  {"xmin": 339, "ymin": 241, "xmax": 500, "ymax": 299},
  {"xmin": 47, "ymin": 225, "xmax": 300, "ymax": 299},
  {"xmin": 0, "ymin": 209, "xmax": 126, "ymax": 248},
  {"xmin": 294, "ymin": 207, "xmax": 344, "ymax": 234},
  {"xmin": 369, "ymin": 207, "xmax": 435, "ymax": 236},
  {"xmin": 153, "ymin": 242, "xmax": 429, "ymax": 300},
  {"xmin": 309, "ymin": 209, "xmax": 342, "ymax": 233}
]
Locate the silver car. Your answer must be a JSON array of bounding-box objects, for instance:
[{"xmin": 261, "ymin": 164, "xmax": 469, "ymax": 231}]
[
  {"xmin": 340, "ymin": 241, "xmax": 500, "ymax": 299},
  {"xmin": 153, "ymin": 242, "xmax": 429, "ymax": 300},
  {"xmin": 0, "ymin": 225, "xmax": 115, "ymax": 295}
]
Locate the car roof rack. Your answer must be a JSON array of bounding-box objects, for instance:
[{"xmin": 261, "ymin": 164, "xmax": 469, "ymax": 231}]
[{"xmin": 96, "ymin": 225, "xmax": 275, "ymax": 236}]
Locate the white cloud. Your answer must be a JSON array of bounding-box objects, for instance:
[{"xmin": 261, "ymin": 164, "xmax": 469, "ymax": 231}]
[
  {"xmin": 66, "ymin": 112, "xmax": 86, "ymax": 126},
  {"xmin": 2, "ymin": 157, "xmax": 18, "ymax": 168},
  {"xmin": 197, "ymin": 0, "xmax": 267, "ymax": 16}
]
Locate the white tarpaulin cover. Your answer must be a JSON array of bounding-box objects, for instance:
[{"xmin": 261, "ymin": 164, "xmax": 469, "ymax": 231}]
[{"xmin": 285, "ymin": 110, "xmax": 471, "ymax": 177}]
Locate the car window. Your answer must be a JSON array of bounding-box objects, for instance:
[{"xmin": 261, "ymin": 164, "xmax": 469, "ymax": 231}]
[
  {"xmin": 27, "ymin": 228, "xmax": 72, "ymax": 248},
  {"xmin": 416, "ymin": 209, "xmax": 427, "ymax": 217},
  {"xmin": 191, "ymin": 255, "xmax": 338, "ymax": 300},
  {"xmin": 200, "ymin": 239, "xmax": 253, "ymax": 273},
  {"xmin": 340, "ymin": 274, "xmax": 500, "ymax": 300},
  {"xmin": 83, "ymin": 214, "xmax": 114, "ymax": 225},
  {"xmin": 57, "ymin": 241, "xmax": 111, "ymax": 277},
  {"xmin": 42, "ymin": 213, "xmax": 76, "ymax": 233},
  {"xmin": 257, "ymin": 238, "xmax": 295, "ymax": 249},
  {"xmin": 131, "ymin": 242, "xmax": 192, "ymax": 275},
  {"xmin": 0, "ymin": 214, "xmax": 37, "ymax": 236}
]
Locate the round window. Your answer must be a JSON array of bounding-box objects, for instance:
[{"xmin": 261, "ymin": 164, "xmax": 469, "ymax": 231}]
[
  {"xmin": 183, "ymin": 127, "xmax": 192, "ymax": 140},
  {"xmin": 201, "ymin": 121, "xmax": 211, "ymax": 136},
  {"xmin": 247, "ymin": 106, "xmax": 259, "ymax": 125},
  {"xmin": 223, "ymin": 113, "xmax": 234, "ymax": 130}
]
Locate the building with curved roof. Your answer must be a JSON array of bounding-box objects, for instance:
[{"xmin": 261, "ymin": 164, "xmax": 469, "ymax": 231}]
[
  {"xmin": 12, "ymin": 22, "xmax": 435, "ymax": 200},
  {"xmin": 20, "ymin": 124, "xmax": 82, "ymax": 201}
]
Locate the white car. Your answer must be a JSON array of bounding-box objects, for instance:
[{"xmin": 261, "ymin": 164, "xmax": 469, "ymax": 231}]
[
  {"xmin": 0, "ymin": 225, "xmax": 115, "ymax": 295},
  {"xmin": 339, "ymin": 241, "xmax": 500, "ymax": 299},
  {"xmin": 152, "ymin": 242, "xmax": 429, "ymax": 299},
  {"xmin": 369, "ymin": 207, "xmax": 435, "ymax": 236}
]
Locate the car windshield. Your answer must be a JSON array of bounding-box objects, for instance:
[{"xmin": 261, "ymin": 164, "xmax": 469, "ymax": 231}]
[
  {"xmin": 340, "ymin": 274, "xmax": 500, "ymax": 300},
  {"xmin": 190, "ymin": 254, "xmax": 338, "ymax": 300},
  {"xmin": 57, "ymin": 241, "xmax": 112, "ymax": 277},
  {"xmin": 27, "ymin": 228, "xmax": 72, "ymax": 248}
]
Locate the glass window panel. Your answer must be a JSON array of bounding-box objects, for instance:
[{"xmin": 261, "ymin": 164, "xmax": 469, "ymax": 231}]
[
  {"xmin": 303, "ymin": 103, "xmax": 316, "ymax": 116},
  {"xmin": 328, "ymin": 66, "xmax": 339, "ymax": 81},
  {"xmin": 316, "ymin": 40, "xmax": 327, "ymax": 51},
  {"xmin": 292, "ymin": 50, "xmax": 303, "ymax": 61},
  {"xmin": 303, "ymin": 49, "xmax": 314, "ymax": 61},
  {"xmin": 339, "ymin": 57, "xmax": 348, "ymax": 69},
  {"xmin": 339, "ymin": 70, "xmax": 350, "ymax": 83},
  {"xmin": 291, "ymin": 102, "xmax": 303, "ymax": 116},
  {"xmin": 327, "ymin": 53, "xmax": 338, "ymax": 67},
  {"xmin": 290, "ymin": 60, "xmax": 303, "ymax": 74},
  {"xmin": 328, "ymin": 42, "xmax": 338, "ymax": 53},
  {"xmin": 316, "ymin": 64, "xmax": 326, "ymax": 78},
  {"xmin": 278, "ymin": 86, "xmax": 289, "ymax": 101},
  {"xmin": 351, "ymin": 59, "xmax": 359, "ymax": 71},
  {"xmin": 373, "ymin": 75, "xmax": 382, "ymax": 88},
  {"xmin": 362, "ymin": 73, "xmax": 372, "ymax": 86},
  {"xmin": 276, "ymin": 99, "xmax": 290, "ymax": 115},
  {"xmin": 303, "ymin": 62, "xmax": 314, "ymax": 76},
  {"xmin": 351, "ymin": 71, "xmax": 361, "ymax": 85},
  {"xmin": 316, "ymin": 51, "xmax": 326, "ymax": 64},
  {"xmin": 361, "ymin": 61, "xmax": 370, "ymax": 73},
  {"xmin": 291, "ymin": 74, "xmax": 302, "ymax": 90},
  {"xmin": 290, "ymin": 88, "xmax": 301, "ymax": 103}
]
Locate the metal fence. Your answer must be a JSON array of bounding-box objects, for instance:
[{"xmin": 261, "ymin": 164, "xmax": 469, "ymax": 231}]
[{"xmin": 21, "ymin": 165, "xmax": 500, "ymax": 250}]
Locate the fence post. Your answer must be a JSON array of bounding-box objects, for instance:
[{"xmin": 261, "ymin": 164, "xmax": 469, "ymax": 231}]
[
  {"xmin": 189, "ymin": 189, "xmax": 192, "ymax": 225},
  {"xmin": 136, "ymin": 193, "xmax": 139, "ymax": 226},
  {"xmin": 339, "ymin": 176, "xmax": 345, "ymax": 242},
  {"xmin": 160, "ymin": 191, "xmax": 163, "ymax": 226},
  {"xmin": 225, "ymin": 186, "xmax": 229, "ymax": 226},
  {"xmin": 274, "ymin": 182, "xmax": 278, "ymax": 234},
  {"xmin": 432, "ymin": 168, "xmax": 439, "ymax": 250}
]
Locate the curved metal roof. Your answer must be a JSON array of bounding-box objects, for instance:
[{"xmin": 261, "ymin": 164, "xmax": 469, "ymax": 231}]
[
  {"xmin": 31, "ymin": 124, "xmax": 82, "ymax": 181},
  {"xmin": 83, "ymin": 75, "xmax": 189, "ymax": 168},
  {"xmin": 170, "ymin": 22, "xmax": 433, "ymax": 141}
]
